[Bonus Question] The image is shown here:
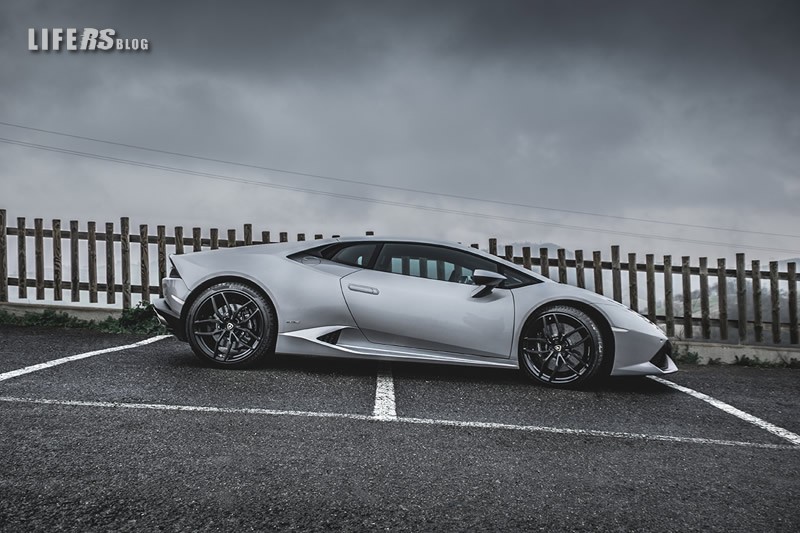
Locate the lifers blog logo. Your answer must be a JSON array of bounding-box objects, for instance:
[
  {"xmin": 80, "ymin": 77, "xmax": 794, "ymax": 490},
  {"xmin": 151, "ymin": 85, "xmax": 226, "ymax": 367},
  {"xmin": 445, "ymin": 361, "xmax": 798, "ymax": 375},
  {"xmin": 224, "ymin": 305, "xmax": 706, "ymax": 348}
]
[{"xmin": 28, "ymin": 28, "xmax": 150, "ymax": 51}]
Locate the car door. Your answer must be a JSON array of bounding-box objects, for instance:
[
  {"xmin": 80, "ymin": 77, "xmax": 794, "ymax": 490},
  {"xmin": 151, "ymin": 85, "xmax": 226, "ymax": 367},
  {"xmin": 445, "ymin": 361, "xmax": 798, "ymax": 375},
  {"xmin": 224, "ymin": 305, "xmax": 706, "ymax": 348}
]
[{"xmin": 340, "ymin": 243, "xmax": 515, "ymax": 359}]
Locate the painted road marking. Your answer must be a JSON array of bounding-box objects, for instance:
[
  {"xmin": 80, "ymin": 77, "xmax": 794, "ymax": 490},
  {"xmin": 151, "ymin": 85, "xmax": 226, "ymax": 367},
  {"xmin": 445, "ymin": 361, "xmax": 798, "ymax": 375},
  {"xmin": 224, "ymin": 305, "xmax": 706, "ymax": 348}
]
[
  {"xmin": 0, "ymin": 395, "xmax": 796, "ymax": 450},
  {"xmin": 0, "ymin": 335, "xmax": 172, "ymax": 382},
  {"xmin": 648, "ymin": 375, "xmax": 800, "ymax": 447},
  {"xmin": 373, "ymin": 366, "xmax": 397, "ymax": 420}
]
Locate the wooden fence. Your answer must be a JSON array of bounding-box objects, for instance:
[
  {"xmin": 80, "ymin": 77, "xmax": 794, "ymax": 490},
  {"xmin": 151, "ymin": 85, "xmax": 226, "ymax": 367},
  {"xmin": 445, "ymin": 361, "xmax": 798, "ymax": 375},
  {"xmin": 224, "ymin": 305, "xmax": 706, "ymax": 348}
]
[{"xmin": 0, "ymin": 209, "xmax": 797, "ymax": 346}]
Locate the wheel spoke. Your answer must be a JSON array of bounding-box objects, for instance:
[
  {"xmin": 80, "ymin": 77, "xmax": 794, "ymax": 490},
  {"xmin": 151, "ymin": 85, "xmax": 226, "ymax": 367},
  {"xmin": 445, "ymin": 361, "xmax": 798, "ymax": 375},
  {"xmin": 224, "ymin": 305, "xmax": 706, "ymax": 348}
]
[
  {"xmin": 568, "ymin": 334, "xmax": 591, "ymax": 350},
  {"xmin": 523, "ymin": 337, "xmax": 549, "ymax": 344},
  {"xmin": 194, "ymin": 318, "xmax": 220, "ymax": 326},
  {"xmin": 236, "ymin": 306, "xmax": 261, "ymax": 326},
  {"xmin": 195, "ymin": 330, "xmax": 223, "ymax": 337},
  {"xmin": 523, "ymin": 347, "xmax": 552, "ymax": 356},
  {"xmin": 231, "ymin": 331, "xmax": 255, "ymax": 351},
  {"xmin": 214, "ymin": 330, "xmax": 231, "ymax": 359}
]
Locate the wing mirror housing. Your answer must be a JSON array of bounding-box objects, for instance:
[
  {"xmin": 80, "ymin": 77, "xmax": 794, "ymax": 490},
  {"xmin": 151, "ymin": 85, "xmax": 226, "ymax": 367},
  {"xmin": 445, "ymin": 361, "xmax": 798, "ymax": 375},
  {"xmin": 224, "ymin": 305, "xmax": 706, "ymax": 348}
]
[{"xmin": 471, "ymin": 269, "xmax": 506, "ymax": 298}]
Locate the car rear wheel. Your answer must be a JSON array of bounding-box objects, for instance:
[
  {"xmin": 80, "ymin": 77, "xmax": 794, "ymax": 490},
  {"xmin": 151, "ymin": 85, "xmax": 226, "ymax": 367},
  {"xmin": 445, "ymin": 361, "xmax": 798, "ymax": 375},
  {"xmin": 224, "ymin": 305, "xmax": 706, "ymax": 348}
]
[
  {"xmin": 519, "ymin": 305, "xmax": 605, "ymax": 387},
  {"xmin": 186, "ymin": 282, "xmax": 276, "ymax": 368}
]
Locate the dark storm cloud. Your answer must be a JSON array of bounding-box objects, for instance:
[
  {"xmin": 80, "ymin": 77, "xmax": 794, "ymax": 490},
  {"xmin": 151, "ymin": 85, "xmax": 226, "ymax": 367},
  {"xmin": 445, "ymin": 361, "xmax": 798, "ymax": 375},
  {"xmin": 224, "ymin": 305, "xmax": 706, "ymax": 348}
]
[{"xmin": 0, "ymin": 0, "xmax": 798, "ymax": 258}]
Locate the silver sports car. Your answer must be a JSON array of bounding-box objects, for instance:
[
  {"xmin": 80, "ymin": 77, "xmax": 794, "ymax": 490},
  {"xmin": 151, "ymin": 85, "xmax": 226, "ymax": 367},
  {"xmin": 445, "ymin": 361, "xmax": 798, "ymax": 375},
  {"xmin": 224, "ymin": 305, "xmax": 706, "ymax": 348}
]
[{"xmin": 153, "ymin": 237, "xmax": 677, "ymax": 387}]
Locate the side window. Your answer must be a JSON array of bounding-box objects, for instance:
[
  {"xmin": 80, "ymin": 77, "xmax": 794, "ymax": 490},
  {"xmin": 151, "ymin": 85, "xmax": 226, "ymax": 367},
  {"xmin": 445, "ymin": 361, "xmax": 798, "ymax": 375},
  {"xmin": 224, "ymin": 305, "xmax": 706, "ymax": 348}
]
[
  {"xmin": 374, "ymin": 243, "xmax": 499, "ymax": 285},
  {"xmin": 327, "ymin": 243, "xmax": 378, "ymax": 268}
]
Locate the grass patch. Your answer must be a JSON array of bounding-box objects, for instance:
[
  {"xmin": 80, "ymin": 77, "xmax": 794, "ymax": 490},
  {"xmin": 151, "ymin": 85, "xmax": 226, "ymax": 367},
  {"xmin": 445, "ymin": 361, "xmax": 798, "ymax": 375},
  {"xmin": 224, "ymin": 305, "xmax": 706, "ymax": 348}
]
[
  {"xmin": 733, "ymin": 354, "xmax": 800, "ymax": 369},
  {"xmin": 673, "ymin": 349, "xmax": 700, "ymax": 365},
  {"xmin": 0, "ymin": 303, "xmax": 166, "ymax": 335}
]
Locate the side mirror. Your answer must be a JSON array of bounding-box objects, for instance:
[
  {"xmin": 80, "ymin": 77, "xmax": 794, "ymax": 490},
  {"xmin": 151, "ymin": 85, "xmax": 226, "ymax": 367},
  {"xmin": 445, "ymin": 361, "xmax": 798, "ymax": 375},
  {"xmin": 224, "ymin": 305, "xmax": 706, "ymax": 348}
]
[{"xmin": 471, "ymin": 269, "xmax": 506, "ymax": 298}]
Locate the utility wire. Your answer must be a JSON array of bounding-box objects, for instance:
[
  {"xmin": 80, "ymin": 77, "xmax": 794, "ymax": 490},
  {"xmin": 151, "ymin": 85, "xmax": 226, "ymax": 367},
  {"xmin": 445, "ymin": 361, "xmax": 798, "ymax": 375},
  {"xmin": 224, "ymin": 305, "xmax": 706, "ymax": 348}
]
[
  {"xmin": 1, "ymin": 136, "xmax": 797, "ymax": 255},
  {"xmin": 1, "ymin": 120, "xmax": 797, "ymax": 240}
]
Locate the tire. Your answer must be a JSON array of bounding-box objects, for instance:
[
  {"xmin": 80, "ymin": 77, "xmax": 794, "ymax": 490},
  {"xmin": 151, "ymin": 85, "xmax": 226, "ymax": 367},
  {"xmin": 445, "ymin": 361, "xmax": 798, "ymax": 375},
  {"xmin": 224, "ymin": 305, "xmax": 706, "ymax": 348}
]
[
  {"xmin": 185, "ymin": 281, "xmax": 276, "ymax": 368},
  {"xmin": 519, "ymin": 305, "xmax": 605, "ymax": 388}
]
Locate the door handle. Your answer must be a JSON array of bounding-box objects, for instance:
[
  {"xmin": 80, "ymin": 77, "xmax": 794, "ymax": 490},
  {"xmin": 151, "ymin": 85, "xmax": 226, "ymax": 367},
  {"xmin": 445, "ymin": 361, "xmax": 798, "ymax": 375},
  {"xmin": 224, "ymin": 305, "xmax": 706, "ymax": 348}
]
[{"xmin": 348, "ymin": 284, "xmax": 379, "ymax": 295}]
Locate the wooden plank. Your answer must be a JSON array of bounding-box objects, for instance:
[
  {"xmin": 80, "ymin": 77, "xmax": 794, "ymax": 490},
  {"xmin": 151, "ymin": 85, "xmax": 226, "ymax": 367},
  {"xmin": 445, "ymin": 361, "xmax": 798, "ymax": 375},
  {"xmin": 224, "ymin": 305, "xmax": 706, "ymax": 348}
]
[
  {"xmin": 789, "ymin": 262, "xmax": 798, "ymax": 344},
  {"xmin": 628, "ymin": 252, "xmax": 638, "ymax": 312},
  {"xmin": 664, "ymin": 255, "xmax": 674, "ymax": 337},
  {"xmin": 210, "ymin": 228, "xmax": 219, "ymax": 249},
  {"xmin": 88, "ymin": 222, "xmax": 97, "ymax": 303},
  {"xmin": 261, "ymin": 231, "xmax": 270, "ymax": 244},
  {"xmin": 121, "ymin": 217, "xmax": 131, "ymax": 309},
  {"xmin": 752, "ymin": 260, "xmax": 762, "ymax": 342},
  {"xmin": 522, "ymin": 247, "xmax": 532, "ymax": 270},
  {"xmin": 646, "ymin": 254, "xmax": 655, "ymax": 321},
  {"xmin": 140, "ymin": 224, "xmax": 150, "ymax": 303},
  {"xmin": 279, "ymin": 232, "xmax": 288, "ymax": 243},
  {"xmin": 540, "ymin": 248, "xmax": 549, "ymax": 279},
  {"xmin": 611, "ymin": 245, "xmax": 621, "ymax": 303},
  {"xmin": 736, "ymin": 253, "xmax": 747, "ymax": 343},
  {"xmin": 70, "ymin": 220, "xmax": 80, "ymax": 302},
  {"xmin": 592, "ymin": 251, "xmax": 603, "ymax": 295},
  {"xmin": 244, "ymin": 224, "xmax": 253, "ymax": 245},
  {"xmin": 192, "ymin": 227, "xmax": 202, "ymax": 252},
  {"xmin": 557, "ymin": 249, "xmax": 567, "ymax": 283},
  {"xmin": 174, "ymin": 226, "xmax": 184, "ymax": 255},
  {"xmin": 505, "ymin": 245, "xmax": 514, "ymax": 262},
  {"xmin": 699, "ymin": 257, "xmax": 710, "ymax": 339},
  {"xmin": 105, "ymin": 222, "xmax": 115, "ymax": 304},
  {"xmin": 52, "ymin": 219, "xmax": 62, "ymax": 301},
  {"xmin": 770, "ymin": 261, "xmax": 780, "ymax": 343},
  {"xmin": 0, "ymin": 209, "xmax": 6, "ymax": 302},
  {"xmin": 157, "ymin": 225, "xmax": 166, "ymax": 296},
  {"xmin": 17, "ymin": 217, "xmax": 27, "ymax": 298},
  {"xmin": 717, "ymin": 258, "xmax": 728, "ymax": 341},
  {"xmin": 575, "ymin": 250, "xmax": 585, "ymax": 289},
  {"xmin": 489, "ymin": 238, "xmax": 497, "ymax": 256},
  {"xmin": 228, "ymin": 229, "xmax": 236, "ymax": 247},
  {"xmin": 34, "ymin": 218, "xmax": 44, "ymax": 299},
  {"xmin": 682, "ymin": 256, "xmax": 692, "ymax": 338}
]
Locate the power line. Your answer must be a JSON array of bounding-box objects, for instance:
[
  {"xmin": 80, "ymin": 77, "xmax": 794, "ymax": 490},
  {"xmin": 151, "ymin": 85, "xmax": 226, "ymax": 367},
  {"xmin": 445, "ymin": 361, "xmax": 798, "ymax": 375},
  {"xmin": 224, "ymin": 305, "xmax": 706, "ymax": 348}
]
[
  {"xmin": 1, "ymin": 136, "xmax": 797, "ymax": 255},
  {"xmin": 1, "ymin": 119, "xmax": 797, "ymax": 240}
]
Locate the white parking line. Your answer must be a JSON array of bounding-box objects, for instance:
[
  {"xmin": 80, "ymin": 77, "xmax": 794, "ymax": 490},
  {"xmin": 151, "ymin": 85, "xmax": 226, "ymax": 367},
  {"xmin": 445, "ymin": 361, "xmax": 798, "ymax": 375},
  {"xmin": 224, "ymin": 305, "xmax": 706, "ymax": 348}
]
[
  {"xmin": 373, "ymin": 366, "xmax": 397, "ymax": 420},
  {"xmin": 0, "ymin": 395, "xmax": 796, "ymax": 450},
  {"xmin": 648, "ymin": 375, "xmax": 800, "ymax": 447},
  {"xmin": 0, "ymin": 335, "xmax": 172, "ymax": 382}
]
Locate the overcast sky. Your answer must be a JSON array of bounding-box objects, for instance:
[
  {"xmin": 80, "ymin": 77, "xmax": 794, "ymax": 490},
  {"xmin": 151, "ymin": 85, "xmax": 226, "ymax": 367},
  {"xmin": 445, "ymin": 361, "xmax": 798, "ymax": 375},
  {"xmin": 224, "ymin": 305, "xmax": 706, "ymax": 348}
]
[{"xmin": 1, "ymin": 0, "xmax": 798, "ymax": 262}]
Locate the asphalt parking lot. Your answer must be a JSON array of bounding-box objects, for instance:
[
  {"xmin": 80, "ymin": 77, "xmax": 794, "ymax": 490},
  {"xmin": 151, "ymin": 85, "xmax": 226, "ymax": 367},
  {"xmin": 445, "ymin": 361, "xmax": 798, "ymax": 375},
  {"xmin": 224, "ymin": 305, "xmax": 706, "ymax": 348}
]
[{"xmin": 0, "ymin": 325, "xmax": 798, "ymax": 532}]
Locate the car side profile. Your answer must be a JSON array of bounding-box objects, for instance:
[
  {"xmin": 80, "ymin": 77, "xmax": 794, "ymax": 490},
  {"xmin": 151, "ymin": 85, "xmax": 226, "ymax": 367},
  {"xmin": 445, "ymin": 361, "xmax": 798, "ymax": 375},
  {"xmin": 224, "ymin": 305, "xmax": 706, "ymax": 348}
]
[{"xmin": 153, "ymin": 237, "xmax": 677, "ymax": 388}]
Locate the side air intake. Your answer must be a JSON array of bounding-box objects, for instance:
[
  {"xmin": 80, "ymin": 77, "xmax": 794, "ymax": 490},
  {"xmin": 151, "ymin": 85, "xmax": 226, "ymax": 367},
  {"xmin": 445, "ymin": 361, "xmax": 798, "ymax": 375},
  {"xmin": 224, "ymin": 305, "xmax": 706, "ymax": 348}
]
[{"xmin": 317, "ymin": 330, "xmax": 342, "ymax": 345}]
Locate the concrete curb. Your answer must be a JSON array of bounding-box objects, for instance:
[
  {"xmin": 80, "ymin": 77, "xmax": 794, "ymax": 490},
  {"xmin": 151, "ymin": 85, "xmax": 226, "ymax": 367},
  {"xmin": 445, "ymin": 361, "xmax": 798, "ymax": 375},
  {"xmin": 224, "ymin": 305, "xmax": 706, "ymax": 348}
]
[
  {"xmin": 671, "ymin": 339, "xmax": 800, "ymax": 366},
  {"xmin": 0, "ymin": 302, "xmax": 123, "ymax": 322}
]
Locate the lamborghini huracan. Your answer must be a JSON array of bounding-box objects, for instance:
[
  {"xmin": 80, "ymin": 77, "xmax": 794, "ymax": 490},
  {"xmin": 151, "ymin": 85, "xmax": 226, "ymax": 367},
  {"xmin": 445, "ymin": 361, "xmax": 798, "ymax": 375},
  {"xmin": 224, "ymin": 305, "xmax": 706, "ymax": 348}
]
[{"xmin": 153, "ymin": 237, "xmax": 676, "ymax": 387}]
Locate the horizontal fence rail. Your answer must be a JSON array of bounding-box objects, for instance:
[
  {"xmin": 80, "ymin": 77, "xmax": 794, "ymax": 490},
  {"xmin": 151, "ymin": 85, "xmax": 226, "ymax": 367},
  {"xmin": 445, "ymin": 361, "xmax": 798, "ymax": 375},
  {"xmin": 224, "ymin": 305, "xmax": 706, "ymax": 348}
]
[{"xmin": 0, "ymin": 209, "xmax": 797, "ymax": 346}]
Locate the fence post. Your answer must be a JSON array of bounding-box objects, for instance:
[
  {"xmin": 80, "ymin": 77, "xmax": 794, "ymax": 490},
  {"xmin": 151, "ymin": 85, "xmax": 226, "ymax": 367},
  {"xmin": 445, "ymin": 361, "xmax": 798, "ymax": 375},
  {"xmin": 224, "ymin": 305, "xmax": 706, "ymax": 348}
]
[
  {"xmin": 174, "ymin": 226, "xmax": 184, "ymax": 255},
  {"xmin": 244, "ymin": 224, "xmax": 253, "ymax": 246},
  {"xmin": 157, "ymin": 226, "xmax": 166, "ymax": 296},
  {"xmin": 592, "ymin": 251, "xmax": 603, "ymax": 295},
  {"xmin": 611, "ymin": 245, "xmax": 621, "ymax": 303},
  {"xmin": 699, "ymin": 257, "xmax": 710, "ymax": 339},
  {"xmin": 628, "ymin": 252, "xmax": 638, "ymax": 312},
  {"xmin": 88, "ymin": 222, "xmax": 97, "ymax": 303},
  {"xmin": 736, "ymin": 253, "xmax": 747, "ymax": 343},
  {"xmin": 489, "ymin": 238, "xmax": 497, "ymax": 256},
  {"xmin": 261, "ymin": 231, "xmax": 270, "ymax": 244},
  {"xmin": 557, "ymin": 249, "xmax": 567, "ymax": 283},
  {"xmin": 279, "ymin": 232, "xmax": 288, "ymax": 243},
  {"xmin": 575, "ymin": 250, "xmax": 585, "ymax": 289},
  {"xmin": 789, "ymin": 262, "xmax": 798, "ymax": 344},
  {"xmin": 228, "ymin": 229, "xmax": 236, "ymax": 247},
  {"xmin": 540, "ymin": 248, "xmax": 550, "ymax": 279},
  {"xmin": 52, "ymin": 219, "xmax": 62, "ymax": 301},
  {"xmin": 192, "ymin": 227, "xmax": 202, "ymax": 252},
  {"xmin": 210, "ymin": 228, "xmax": 219, "ymax": 250},
  {"xmin": 140, "ymin": 224, "xmax": 150, "ymax": 304},
  {"xmin": 505, "ymin": 245, "xmax": 514, "ymax": 262},
  {"xmin": 646, "ymin": 254, "xmax": 655, "ymax": 322},
  {"xmin": 0, "ymin": 209, "xmax": 6, "ymax": 302},
  {"xmin": 717, "ymin": 258, "xmax": 728, "ymax": 341},
  {"xmin": 297, "ymin": 233, "xmax": 306, "ymax": 242},
  {"xmin": 315, "ymin": 234, "xmax": 323, "ymax": 240},
  {"xmin": 35, "ymin": 218, "xmax": 44, "ymax": 300},
  {"xmin": 770, "ymin": 261, "xmax": 780, "ymax": 343},
  {"xmin": 522, "ymin": 247, "xmax": 532, "ymax": 270},
  {"xmin": 17, "ymin": 217, "xmax": 26, "ymax": 298},
  {"xmin": 70, "ymin": 220, "xmax": 80, "ymax": 302},
  {"xmin": 752, "ymin": 260, "xmax": 762, "ymax": 343},
  {"xmin": 105, "ymin": 222, "xmax": 115, "ymax": 304},
  {"xmin": 682, "ymin": 256, "xmax": 692, "ymax": 339},
  {"xmin": 664, "ymin": 255, "xmax": 674, "ymax": 337},
  {"xmin": 121, "ymin": 217, "xmax": 131, "ymax": 310}
]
